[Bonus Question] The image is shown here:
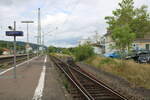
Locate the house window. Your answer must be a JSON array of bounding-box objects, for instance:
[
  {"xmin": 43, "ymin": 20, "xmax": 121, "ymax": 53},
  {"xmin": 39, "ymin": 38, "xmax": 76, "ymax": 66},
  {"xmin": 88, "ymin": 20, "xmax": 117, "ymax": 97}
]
[
  {"xmin": 146, "ymin": 44, "xmax": 150, "ymax": 50},
  {"xmin": 133, "ymin": 44, "xmax": 136, "ymax": 47},
  {"xmin": 135, "ymin": 44, "xmax": 139, "ymax": 50}
]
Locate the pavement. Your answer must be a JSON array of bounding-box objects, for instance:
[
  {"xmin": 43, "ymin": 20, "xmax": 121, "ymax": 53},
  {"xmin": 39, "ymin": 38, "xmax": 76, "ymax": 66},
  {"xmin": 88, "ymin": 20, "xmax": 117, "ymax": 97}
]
[{"xmin": 0, "ymin": 55, "xmax": 67, "ymax": 100}]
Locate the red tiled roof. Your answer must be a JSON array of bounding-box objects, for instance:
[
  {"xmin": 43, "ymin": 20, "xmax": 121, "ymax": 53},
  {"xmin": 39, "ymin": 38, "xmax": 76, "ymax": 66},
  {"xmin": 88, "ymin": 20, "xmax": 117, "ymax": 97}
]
[{"xmin": 2, "ymin": 48, "xmax": 10, "ymax": 52}]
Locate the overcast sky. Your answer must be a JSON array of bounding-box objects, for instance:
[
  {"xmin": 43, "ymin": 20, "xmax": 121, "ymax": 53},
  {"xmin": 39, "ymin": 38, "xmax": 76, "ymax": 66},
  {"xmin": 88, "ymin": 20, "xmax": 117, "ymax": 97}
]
[{"xmin": 0, "ymin": 0, "xmax": 149, "ymax": 47}]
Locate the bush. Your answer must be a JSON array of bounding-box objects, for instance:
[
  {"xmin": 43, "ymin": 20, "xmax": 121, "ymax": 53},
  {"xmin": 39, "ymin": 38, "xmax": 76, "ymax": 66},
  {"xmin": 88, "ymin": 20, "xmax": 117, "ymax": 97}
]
[
  {"xmin": 73, "ymin": 44, "xmax": 95, "ymax": 61},
  {"xmin": 100, "ymin": 58, "xmax": 117, "ymax": 65},
  {"xmin": 0, "ymin": 48, "xmax": 3, "ymax": 55},
  {"xmin": 62, "ymin": 49, "xmax": 72, "ymax": 55},
  {"xmin": 48, "ymin": 46, "xmax": 58, "ymax": 53}
]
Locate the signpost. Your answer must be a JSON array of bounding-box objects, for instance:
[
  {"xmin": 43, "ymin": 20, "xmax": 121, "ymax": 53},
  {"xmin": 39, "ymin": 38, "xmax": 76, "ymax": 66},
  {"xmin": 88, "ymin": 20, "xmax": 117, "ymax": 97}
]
[
  {"xmin": 6, "ymin": 21, "xmax": 23, "ymax": 79},
  {"xmin": 6, "ymin": 31, "xmax": 23, "ymax": 36}
]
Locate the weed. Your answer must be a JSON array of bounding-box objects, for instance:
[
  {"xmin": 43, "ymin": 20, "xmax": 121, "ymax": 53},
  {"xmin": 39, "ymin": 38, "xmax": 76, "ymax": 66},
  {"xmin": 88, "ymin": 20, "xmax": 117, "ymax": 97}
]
[
  {"xmin": 99, "ymin": 58, "xmax": 117, "ymax": 65},
  {"xmin": 85, "ymin": 56, "xmax": 150, "ymax": 89},
  {"xmin": 63, "ymin": 80, "xmax": 69, "ymax": 90}
]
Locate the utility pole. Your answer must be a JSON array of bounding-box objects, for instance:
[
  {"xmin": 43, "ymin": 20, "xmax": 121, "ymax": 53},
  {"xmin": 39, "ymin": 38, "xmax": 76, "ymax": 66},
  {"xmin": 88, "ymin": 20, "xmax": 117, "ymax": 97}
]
[
  {"xmin": 42, "ymin": 32, "xmax": 44, "ymax": 54},
  {"xmin": 13, "ymin": 21, "xmax": 16, "ymax": 79},
  {"xmin": 38, "ymin": 8, "xmax": 41, "ymax": 53},
  {"xmin": 6, "ymin": 21, "xmax": 23, "ymax": 79}
]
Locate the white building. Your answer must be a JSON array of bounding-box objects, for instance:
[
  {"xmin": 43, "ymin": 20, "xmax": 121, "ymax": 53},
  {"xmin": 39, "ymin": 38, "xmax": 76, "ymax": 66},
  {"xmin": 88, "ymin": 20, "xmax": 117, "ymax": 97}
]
[
  {"xmin": 78, "ymin": 33, "xmax": 105, "ymax": 54},
  {"xmin": 103, "ymin": 32, "xmax": 116, "ymax": 54}
]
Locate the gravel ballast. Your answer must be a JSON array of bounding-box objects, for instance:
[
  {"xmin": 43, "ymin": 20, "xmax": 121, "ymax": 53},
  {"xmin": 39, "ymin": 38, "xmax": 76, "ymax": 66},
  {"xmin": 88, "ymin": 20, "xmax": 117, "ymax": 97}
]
[{"xmin": 77, "ymin": 62, "xmax": 150, "ymax": 100}]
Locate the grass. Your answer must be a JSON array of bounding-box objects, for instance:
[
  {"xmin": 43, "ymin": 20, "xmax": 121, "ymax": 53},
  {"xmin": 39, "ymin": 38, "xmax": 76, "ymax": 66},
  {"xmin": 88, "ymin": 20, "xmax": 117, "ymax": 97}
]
[
  {"xmin": 0, "ymin": 65, "xmax": 3, "ymax": 68},
  {"xmin": 50, "ymin": 53, "xmax": 75, "ymax": 60},
  {"xmin": 63, "ymin": 79, "xmax": 69, "ymax": 90},
  {"xmin": 0, "ymin": 64, "xmax": 7, "ymax": 69},
  {"xmin": 50, "ymin": 53, "xmax": 72, "ymax": 57},
  {"xmin": 85, "ymin": 56, "xmax": 150, "ymax": 89}
]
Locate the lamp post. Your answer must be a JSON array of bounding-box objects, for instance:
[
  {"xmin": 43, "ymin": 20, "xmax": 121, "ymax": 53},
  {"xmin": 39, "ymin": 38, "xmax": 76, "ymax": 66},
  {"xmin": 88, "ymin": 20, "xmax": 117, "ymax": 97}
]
[{"xmin": 21, "ymin": 21, "xmax": 34, "ymax": 64}]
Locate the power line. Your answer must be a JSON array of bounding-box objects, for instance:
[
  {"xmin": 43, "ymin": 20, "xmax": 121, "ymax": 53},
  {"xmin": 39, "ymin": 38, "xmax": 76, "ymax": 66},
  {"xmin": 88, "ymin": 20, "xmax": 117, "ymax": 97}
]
[{"xmin": 40, "ymin": 0, "xmax": 81, "ymax": 46}]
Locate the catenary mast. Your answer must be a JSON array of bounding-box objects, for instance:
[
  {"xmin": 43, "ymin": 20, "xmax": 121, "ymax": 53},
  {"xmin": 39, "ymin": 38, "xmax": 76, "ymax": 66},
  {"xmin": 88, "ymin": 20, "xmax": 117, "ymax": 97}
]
[{"xmin": 38, "ymin": 8, "xmax": 41, "ymax": 46}]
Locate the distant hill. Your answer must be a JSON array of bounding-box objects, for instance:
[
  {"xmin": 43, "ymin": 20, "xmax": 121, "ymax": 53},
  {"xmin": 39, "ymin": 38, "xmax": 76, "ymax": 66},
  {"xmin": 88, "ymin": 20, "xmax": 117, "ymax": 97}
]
[{"xmin": 0, "ymin": 40, "xmax": 47, "ymax": 50}]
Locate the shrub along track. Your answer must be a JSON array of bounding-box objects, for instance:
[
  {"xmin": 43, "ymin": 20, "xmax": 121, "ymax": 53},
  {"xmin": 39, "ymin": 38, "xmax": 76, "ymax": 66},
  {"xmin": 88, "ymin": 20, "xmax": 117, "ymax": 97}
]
[{"xmin": 50, "ymin": 55, "xmax": 128, "ymax": 100}]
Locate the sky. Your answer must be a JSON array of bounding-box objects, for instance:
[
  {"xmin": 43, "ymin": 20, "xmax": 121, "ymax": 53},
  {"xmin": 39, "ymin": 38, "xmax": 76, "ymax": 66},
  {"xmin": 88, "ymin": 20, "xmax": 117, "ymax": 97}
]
[{"xmin": 0, "ymin": 0, "xmax": 150, "ymax": 47}]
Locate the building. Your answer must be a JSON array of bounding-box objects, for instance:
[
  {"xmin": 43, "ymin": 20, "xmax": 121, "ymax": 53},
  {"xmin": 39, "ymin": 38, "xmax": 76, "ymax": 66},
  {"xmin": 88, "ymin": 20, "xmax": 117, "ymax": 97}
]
[
  {"xmin": 2, "ymin": 48, "xmax": 10, "ymax": 55},
  {"xmin": 78, "ymin": 33, "xmax": 105, "ymax": 54},
  {"xmin": 104, "ymin": 32, "xmax": 150, "ymax": 54},
  {"xmin": 78, "ymin": 37, "xmax": 91, "ymax": 45},
  {"xmin": 133, "ymin": 40, "xmax": 150, "ymax": 51},
  {"xmin": 132, "ymin": 34, "xmax": 150, "ymax": 51},
  {"xmin": 103, "ymin": 31, "xmax": 116, "ymax": 54}
]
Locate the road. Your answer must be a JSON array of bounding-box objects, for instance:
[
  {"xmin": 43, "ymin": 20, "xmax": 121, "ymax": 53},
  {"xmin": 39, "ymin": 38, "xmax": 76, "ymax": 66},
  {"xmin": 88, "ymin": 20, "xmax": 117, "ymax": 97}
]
[{"xmin": 0, "ymin": 55, "xmax": 67, "ymax": 100}]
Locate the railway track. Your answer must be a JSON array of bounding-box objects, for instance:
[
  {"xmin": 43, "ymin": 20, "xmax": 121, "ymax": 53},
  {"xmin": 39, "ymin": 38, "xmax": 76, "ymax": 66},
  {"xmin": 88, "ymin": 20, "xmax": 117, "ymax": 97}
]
[
  {"xmin": 0, "ymin": 54, "xmax": 35, "ymax": 67},
  {"xmin": 50, "ymin": 55, "xmax": 128, "ymax": 100}
]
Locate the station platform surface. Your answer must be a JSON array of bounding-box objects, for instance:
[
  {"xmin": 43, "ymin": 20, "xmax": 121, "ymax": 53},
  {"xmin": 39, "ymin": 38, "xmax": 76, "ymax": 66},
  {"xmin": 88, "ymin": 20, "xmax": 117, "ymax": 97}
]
[{"xmin": 0, "ymin": 55, "xmax": 67, "ymax": 100}]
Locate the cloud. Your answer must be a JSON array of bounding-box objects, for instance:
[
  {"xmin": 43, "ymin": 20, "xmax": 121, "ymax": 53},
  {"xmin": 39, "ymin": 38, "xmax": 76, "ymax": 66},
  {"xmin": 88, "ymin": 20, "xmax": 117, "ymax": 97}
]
[
  {"xmin": 0, "ymin": 0, "xmax": 149, "ymax": 47},
  {"xmin": 42, "ymin": 13, "xmax": 68, "ymax": 26},
  {"xmin": 47, "ymin": 37, "xmax": 80, "ymax": 47},
  {"xmin": 0, "ymin": 0, "xmax": 13, "ymax": 6}
]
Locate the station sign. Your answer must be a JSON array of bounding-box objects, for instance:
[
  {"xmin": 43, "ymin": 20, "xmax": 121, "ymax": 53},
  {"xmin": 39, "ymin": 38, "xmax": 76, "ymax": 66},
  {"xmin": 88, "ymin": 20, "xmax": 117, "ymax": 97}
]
[{"xmin": 6, "ymin": 31, "xmax": 23, "ymax": 36}]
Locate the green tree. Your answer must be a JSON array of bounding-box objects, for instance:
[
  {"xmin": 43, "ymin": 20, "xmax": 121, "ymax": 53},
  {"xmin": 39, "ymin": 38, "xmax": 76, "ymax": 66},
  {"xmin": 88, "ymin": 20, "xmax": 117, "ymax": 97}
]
[
  {"xmin": 0, "ymin": 48, "xmax": 3, "ymax": 55},
  {"xmin": 73, "ymin": 44, "xmax": 95, "ymax": 61},
  {"xmin": 62, "ymin": 49, "xmax": 72, "ymax": 55},
  {"xmin": 105, "ymin": 0, "xmax": 150, "ymax": 53},
  {"xmin": 105, "ymin": 0, "xmax": 134, "ymax": 30},
  {"xmin": 48, "ymin": 46, "xmax": 57, "ymax": 53},
  {"xmin": 130, "ymin": 5, "xmax": 150, "ymax": 38},
  {"xmin": 112, "ymin": 24, "xmax": 136, "ymax": 53}
]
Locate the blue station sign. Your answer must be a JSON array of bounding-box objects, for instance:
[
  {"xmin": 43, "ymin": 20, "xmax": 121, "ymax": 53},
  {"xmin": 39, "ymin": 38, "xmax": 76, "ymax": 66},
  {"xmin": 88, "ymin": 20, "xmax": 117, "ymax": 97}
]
[{"xmin": 6, "ymin": 31, "xmax": 23, "ymax": 36}]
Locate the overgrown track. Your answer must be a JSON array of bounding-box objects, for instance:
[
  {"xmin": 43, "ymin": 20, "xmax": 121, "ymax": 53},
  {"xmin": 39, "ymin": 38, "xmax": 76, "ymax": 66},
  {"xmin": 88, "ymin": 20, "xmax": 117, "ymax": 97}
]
[
  {"xmin": 0, "ymin": 54, "xmax": 35, "ymax": 66},
  {"xmin": 50, "ymin": 55, "xmax": 128, "ymax": 100}
]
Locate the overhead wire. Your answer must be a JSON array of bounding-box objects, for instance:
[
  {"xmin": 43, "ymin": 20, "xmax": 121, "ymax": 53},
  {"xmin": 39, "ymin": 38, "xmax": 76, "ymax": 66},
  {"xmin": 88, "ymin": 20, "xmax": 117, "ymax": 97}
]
[
  {"xmin": 43, "ymin": 0, "xmax": 81, "ymax": 46},
  {"xmin": 42, "ymin": 0, "xmax": 80, "ymax": 35}
]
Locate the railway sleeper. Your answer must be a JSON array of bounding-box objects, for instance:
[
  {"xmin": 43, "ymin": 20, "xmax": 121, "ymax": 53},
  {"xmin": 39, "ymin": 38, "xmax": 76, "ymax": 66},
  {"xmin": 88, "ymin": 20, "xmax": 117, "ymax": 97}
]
[
  {"xmin": 87, "ymin": 90, "xmax": 114, "ymax": 94},
  {"xmin": 94, "ymin": 96, "xmax": 121, "ymax": 100}
]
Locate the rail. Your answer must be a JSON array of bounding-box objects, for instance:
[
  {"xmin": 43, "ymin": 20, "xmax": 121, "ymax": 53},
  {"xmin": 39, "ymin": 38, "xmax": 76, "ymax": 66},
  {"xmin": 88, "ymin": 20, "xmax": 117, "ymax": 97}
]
[{"xmin": 50, "ymin": 55, "xmax": 128, "ymax": 100}]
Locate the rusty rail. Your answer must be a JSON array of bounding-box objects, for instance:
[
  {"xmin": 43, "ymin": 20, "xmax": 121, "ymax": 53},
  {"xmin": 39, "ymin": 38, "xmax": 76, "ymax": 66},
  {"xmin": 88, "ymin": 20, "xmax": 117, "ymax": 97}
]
[{"xmin": 50, "ymin": 55, "xmax": 128, "ymax": 100}]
